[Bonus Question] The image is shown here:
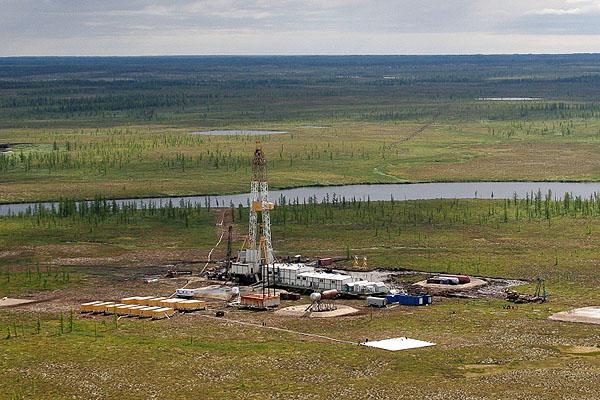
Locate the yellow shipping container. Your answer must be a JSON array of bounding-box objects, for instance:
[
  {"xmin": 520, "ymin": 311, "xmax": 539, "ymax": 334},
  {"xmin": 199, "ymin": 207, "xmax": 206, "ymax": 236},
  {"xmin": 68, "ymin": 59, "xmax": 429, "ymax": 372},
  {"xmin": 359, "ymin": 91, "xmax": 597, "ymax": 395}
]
[
  {"xmin": 135, "ymin": 296, "xmax": 156, "ymax": 306},
  {"xmin": 177, "ymin": 300, "xmax": 206, "ymax": 311},
  {"xmin": 120, "ymin": 296, "xmax": 143, "ymax": 305},
  {"xmin": 115, "ymin": 305, "xmax": 136, "ymax": 316},
  {"xmin": 147, "ymin": 297, "xmax": 168, "ymax": 306},
  {"xmin": 91, "ymin": 302, "xmax": 114, "ymax": 313},
  {"xmin": 127, "ymin": 305, "xmax": 147, "ymax": 316},
  {"xmin": 140, "ymin": 306, "xmax": 161, "ymax": 318},
  {"xmin": 159, "ymin": 298, "xmax": 183, "ymax": 308},
  {"xmin": 150, "ymin": 307, "xmax": 175, "ymax": 319},
  {"xmin": 99, "ymin": 302, "xmax": 118, "ymax": 313},
  {"xmin": 80, "ymin": 301, "xmax": 103, "ymax": 313},
  {"xmin": 105, "ymin": 303, "xmax": 126, "ymax": 314}
]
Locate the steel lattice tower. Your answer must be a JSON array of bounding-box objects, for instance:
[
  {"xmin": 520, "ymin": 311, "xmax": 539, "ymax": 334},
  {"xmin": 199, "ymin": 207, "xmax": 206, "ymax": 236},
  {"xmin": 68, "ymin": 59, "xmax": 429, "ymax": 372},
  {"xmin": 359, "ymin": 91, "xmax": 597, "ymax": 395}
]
[{"xmin": 248, "ymin": 145, "xmax": 274, "ymax": 264}]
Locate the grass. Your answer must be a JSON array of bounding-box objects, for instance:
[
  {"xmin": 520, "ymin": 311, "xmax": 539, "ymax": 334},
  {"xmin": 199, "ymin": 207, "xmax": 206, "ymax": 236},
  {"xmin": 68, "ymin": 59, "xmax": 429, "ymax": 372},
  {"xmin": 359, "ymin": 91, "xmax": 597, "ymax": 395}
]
[
  {"xmin": 0, "ymin": 204, "xmax": 216, "ymax": 250},
  {"xmin": 1, "ymin": 199, "xmax": 600, "ymax": 398},
  {"xmin": 1, "ymin": 298, "xmax": 599, "ymax": 399},
  {"xmin": 0, "ymin": 206, "xmax": 218, "ymax": 298},
  {"xmin": 0, "ymin": 267, "xmax": 77, "ymax": 298}
]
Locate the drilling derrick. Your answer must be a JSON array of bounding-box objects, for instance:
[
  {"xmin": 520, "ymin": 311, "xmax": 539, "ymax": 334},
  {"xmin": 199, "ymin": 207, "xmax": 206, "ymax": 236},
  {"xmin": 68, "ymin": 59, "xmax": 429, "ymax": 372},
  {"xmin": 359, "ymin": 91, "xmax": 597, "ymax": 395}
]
[{"xmin": 248, "ymin": 145, "xmax": 274, "ymax": 265}]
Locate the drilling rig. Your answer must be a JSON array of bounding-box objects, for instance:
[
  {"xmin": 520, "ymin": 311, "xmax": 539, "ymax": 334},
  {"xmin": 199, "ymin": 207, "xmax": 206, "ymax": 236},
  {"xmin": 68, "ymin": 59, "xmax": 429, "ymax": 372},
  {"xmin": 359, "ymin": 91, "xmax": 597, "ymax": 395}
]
[
  {"xmin": 230, "ymin": 144, "xmax": 275, "ymax": 282},
  {"xmin": 228, "ymin": 145, "xmax": 389, "ymax": 301},
  {"xmin": 231, "ymin": 145, "xmax": 281, "ymax": 308},
  {"xmin": 248, "ymin": 146, "xmax": 275, "ymax": 266}
]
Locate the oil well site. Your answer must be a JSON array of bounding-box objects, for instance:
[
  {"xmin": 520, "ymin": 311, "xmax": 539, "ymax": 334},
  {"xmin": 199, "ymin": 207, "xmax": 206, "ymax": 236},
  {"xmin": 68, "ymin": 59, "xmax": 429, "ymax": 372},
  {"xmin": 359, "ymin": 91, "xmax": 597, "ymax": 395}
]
[
  {"xmin": 73, "ymin": 147, "xmax": 551, "ymax": 328},
  {"xmin": 4, "ymin": 141, "xmax": 600, "ymax": 398},
  {"xmin": 2, "ymin": 54, "xmax": 600, "ymax": 399}
]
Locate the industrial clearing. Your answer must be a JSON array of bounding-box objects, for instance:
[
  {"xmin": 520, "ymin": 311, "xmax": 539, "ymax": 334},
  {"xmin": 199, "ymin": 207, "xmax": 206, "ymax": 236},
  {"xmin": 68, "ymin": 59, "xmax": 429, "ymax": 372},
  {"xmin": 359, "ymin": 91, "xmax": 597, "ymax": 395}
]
[
  {"xmin": 275, "ymin": 304, "xmax": 359, "ymax": 318},
  {"xmin": 0, "ymin": 297, "xmax": 35, "ymax": 308},
  {"xmin": 549, "ymin": 307, "xmax": 600, "ymax": 325},
  {"xmin": 66, "ymin": 147, "xmax": 562, "ymax": 346},
  {"xmin": 65, "ymin": 147, "xmax": 498, "ymax": 349},
  {"xmin": 413, "ymin": 277, "xmax": 488, "ymax": 293}
]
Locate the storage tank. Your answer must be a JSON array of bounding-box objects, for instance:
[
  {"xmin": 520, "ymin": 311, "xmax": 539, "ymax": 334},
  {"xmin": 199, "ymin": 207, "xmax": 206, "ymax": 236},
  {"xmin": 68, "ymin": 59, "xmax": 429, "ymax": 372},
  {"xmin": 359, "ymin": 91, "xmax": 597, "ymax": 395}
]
[
  {"xmin": 440, "ymin": 275, "xmax": 471, "ymax": 284},
  {"xmin": 310, "ymin": 289, "xmax": 338, "ymax": 303},
  {"xmin": 427, "ymin": 276, "xmax": 460, "ymax": 285},
  {"xmin": 318, "ymin": 258, "xmax": 333, "ymax": 266},
  {"xmin": 309, "ymin": 292, "xmax": 322, "ymax": 303}
]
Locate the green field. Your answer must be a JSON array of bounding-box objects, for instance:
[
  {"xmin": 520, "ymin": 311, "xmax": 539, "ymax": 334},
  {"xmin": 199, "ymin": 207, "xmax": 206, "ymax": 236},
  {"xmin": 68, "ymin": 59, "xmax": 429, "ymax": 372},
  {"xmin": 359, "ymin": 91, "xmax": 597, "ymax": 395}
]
[
  {"xmin": 1, "ymin": 199, "xmax": 600, "ymax": 399},
  {"xmin": 2, "ymin": 298, "xmax": 599, "ymax": 399},
  {"xmin": 3, "ymin": 55, "xmax": 600, "ymax": 202},
  {"xmin": 3, "ymin": 118, "xmax": 600, "ymax": 203}
]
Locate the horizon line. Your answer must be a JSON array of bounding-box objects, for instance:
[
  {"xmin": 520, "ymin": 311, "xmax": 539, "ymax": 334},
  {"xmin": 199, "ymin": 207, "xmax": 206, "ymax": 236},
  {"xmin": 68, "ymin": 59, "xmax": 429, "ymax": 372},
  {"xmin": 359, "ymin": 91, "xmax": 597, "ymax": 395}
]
[{"xmin": 2, "ymin": 52, "xmax": 600, "ymax": 58}]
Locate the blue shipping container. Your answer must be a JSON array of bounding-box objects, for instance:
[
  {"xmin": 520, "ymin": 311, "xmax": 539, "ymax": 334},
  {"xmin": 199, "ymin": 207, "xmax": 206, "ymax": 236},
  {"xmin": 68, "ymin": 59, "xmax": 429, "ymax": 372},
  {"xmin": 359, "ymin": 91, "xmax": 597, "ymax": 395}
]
[
  {"xmin": 385, "ymin": 294, "xmax": 432, "ymax": 306},
  {"xmin": 385, "ymin": 295, "xmax": 398, "ymax": 304},
  {"xmin": 397, "ymin": 295, "xmax": 426, "ymax": 306}
]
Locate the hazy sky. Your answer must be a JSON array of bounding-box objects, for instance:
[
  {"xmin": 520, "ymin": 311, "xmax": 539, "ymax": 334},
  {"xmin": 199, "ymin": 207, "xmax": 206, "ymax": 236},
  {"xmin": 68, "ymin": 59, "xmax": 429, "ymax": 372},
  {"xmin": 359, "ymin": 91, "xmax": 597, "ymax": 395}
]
[{"xmin": 2, "ymin": 0, "xmax": 600, "ymax": 55}]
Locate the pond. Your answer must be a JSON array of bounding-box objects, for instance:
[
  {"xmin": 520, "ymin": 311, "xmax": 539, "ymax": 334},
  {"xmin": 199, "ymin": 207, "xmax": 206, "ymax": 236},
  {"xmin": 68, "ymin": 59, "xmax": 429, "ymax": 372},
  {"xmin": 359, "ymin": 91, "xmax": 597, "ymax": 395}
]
[
  {"xmin": 190, "ymin": 130, "xmax": 288, "ymax": 136},
  {"xmin": 477, "ymin": 97, "xmax": 542, "ymax": 101}
]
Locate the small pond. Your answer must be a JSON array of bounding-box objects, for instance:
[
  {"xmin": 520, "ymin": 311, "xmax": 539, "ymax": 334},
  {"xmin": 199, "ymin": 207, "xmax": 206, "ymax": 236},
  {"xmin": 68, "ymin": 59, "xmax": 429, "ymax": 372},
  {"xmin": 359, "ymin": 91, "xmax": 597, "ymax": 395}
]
[{"xmin": 190, "ymin": 130, "xmax": 288, "ymax": 136}]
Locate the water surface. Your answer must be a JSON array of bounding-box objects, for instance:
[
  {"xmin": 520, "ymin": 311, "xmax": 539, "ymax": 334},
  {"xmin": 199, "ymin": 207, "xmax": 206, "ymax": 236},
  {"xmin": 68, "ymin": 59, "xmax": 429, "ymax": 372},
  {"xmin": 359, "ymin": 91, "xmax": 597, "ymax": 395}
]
[
  {"xmin": 190, "ymin": 130, "xmax": 288, "ymax": 136},
  {"xmin": 3, "ymin": 181, "xmax": 600, "ymax": 216},
  {"xmin": 477, "ymin": 97, "xmax": 542, "ymax": 101}
]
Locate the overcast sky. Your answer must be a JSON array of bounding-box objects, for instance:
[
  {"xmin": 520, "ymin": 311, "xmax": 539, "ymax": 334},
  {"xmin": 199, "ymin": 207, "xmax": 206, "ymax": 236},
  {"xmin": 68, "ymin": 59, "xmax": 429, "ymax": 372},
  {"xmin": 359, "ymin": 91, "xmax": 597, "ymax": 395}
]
[{"xmin": 2, "ymin": 0, "xmax": 600, "ymax": 56}]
